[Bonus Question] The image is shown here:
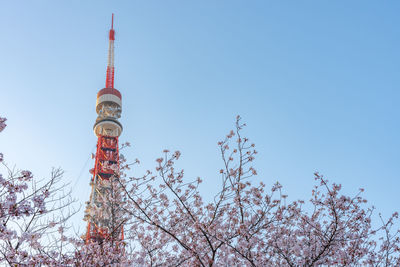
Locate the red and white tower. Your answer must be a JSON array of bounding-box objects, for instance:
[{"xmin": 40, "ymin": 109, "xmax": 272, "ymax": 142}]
[{"xmin": 84, "ymin": 14, "xmax": 124, "ymax": 243}]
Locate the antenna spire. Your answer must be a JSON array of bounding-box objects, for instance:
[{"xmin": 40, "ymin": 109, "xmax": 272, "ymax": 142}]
[{"xmin": 105, "ymin": 13, "xmax": 115, "ymax": 88}]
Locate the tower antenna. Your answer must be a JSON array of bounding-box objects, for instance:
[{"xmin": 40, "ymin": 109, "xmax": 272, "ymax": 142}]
[{"xmin": 105, "ymin": 13, "xmax": 115, "ymax": 88}]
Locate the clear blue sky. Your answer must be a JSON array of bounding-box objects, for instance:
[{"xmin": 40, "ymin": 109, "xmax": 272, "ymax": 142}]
[{"xmin": 0, "ymin": 1, "xmax": 399, "ymax": 232}]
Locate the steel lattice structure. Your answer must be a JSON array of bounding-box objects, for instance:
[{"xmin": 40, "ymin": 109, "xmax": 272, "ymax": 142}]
[{"xmin": 84, "ymin": 14, "xmax": 124, "ymax": 244}]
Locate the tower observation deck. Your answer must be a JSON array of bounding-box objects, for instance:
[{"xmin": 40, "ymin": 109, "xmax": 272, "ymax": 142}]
[{"xmin": 84, "ymin": 14, "xmax": 124, "ymax": 244}]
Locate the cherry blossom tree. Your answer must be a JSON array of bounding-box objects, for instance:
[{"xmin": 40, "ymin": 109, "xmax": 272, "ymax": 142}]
[
  {"xmin": 116, "ymin": 116, "xmax": 400, "ymax": 266},
  {"xmin": 0, "ymin": 117, "xmax": 77, "ymax": 266},
  {"xmin": 0, "ymin": 114, "xmax": 399, "ymax": 266}
]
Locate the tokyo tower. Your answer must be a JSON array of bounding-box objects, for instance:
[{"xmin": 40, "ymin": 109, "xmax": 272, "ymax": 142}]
[{"xmin": 84, "ymin": 14, "xmax": 124, "ymax": 243}]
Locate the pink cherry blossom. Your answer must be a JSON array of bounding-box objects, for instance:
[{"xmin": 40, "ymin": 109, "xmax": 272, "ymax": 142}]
[{"xmin": 0, "ymin": 115, "xmax": 398, "ymax": 266}]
